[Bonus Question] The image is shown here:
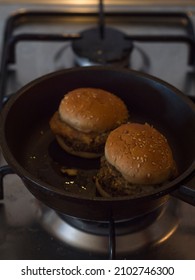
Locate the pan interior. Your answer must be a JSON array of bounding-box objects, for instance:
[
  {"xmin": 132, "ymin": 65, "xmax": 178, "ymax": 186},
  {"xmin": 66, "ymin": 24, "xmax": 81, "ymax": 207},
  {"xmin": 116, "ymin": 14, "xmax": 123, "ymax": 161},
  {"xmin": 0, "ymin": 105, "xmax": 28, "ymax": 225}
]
[{"xmin": 3, "ymin": 67, "xmax": 195, "ymax": 199}]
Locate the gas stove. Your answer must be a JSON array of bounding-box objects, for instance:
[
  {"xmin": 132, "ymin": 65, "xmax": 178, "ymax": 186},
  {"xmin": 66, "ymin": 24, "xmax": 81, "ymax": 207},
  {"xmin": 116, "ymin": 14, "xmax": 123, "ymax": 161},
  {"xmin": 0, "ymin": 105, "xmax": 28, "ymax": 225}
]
[{"xmin": 0, "ymin": 1, "xmax": 195, "ymax": 260}]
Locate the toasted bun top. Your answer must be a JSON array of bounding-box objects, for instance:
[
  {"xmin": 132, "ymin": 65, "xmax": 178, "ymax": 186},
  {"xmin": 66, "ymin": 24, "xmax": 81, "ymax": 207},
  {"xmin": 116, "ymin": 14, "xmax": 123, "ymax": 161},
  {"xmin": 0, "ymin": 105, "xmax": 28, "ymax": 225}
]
[
  {"xmin": 105, "ymin": 123, "xmax": 177, "ymax": 185},
  {"xmin": 58, "ymin": 88, "xmax": 128, "ymax": 133}
]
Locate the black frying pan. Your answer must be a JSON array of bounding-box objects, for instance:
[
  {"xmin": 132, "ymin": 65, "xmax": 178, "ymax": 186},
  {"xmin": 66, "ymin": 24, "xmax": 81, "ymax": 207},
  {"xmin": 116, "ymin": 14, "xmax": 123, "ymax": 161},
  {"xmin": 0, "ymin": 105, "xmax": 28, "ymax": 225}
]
[{"xmin": 0, "ymin": 66, "xmax": 195, "ymax": 221}]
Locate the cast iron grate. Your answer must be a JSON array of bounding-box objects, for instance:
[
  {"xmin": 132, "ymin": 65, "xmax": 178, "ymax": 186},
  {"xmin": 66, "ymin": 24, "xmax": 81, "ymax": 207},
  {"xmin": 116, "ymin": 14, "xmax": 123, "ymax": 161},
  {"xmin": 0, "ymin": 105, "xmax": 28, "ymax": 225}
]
[{"xmin": 0, "ymin": 2, "xmax": 195, "ymax": 107}]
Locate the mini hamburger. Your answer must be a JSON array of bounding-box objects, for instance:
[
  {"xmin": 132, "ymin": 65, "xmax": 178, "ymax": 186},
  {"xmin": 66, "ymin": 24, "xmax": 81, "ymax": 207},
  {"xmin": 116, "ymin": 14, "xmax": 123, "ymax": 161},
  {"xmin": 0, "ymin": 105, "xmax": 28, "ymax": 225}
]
[
  {"xmin": 96, "ymin": 123, "xmax": 178, "ymax": 197},
  {"xmin": 49, "ymin": 87, "xmax": 128, "ymax": 158}
]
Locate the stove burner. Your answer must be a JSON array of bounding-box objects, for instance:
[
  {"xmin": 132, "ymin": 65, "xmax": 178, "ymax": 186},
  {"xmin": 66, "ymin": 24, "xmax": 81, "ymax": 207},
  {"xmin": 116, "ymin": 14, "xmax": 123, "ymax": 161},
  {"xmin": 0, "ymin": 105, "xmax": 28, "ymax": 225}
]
[
  {"xmin": 72, "ymin": 27, "xmax": 133, "ymax": 67},
  {"xmin": 59, "ymin": 206, "xmax": 163, "ymax": 236},
  {"xmin": 40, "ymin": 201, "xmax": 179, "ymax": 255}
]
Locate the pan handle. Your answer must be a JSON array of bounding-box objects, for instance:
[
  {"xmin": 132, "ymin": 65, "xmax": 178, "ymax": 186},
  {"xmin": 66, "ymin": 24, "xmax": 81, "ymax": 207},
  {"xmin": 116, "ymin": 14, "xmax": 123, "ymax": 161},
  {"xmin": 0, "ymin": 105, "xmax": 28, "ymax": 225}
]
[
  {"xmin": 171, "ymin": 171, "xmax": 195, "ymax": 206},
  {"xmin": 0, "ymin": 165, "xmax": 14, "ymax": 199}
]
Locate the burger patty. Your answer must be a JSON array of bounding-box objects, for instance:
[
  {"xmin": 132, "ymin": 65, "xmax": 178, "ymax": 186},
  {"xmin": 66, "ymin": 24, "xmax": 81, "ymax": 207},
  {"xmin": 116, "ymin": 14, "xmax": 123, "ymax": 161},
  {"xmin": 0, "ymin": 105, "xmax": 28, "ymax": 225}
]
[
  {"xmin": 59, "ymin": 134, "xmax": 105, "ymax": 153},
  {"xmin": 50, "ymin": 112, "xmax": 108, "ymax": 152},
  {"xmin": 96, "ymin": 157, "xmax": 162, "ymax": 197}
]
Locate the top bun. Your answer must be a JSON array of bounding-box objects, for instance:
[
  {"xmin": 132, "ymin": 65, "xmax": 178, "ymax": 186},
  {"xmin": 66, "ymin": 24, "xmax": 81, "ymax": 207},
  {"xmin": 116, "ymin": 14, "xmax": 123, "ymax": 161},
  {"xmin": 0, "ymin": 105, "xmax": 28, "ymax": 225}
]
[
  {"xmin": 59, "ymin": 88, "xmax": 128, "ymax": 133},
  {"xmin": 105, "ymin": 123, "xmax": 177, "ymax": 185}
]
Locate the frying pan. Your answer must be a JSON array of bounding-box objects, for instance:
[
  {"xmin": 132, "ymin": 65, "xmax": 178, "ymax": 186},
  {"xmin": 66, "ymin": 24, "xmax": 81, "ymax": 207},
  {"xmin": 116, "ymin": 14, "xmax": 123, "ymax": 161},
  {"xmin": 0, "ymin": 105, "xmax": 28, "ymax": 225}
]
[{"xmin": 0, "ymin": 66, "xmax": 195, "ymax": 221}]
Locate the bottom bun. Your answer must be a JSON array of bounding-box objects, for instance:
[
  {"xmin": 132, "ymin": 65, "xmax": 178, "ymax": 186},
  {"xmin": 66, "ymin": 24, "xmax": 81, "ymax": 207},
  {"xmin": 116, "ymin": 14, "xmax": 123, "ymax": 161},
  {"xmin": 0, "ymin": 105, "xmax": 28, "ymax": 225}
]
[
  {"xmin": 56, "ymin": 135, "xmax": 102, "ymax": 159},
  {"xmin": 95, "ymin": 178, "xmax": 112, "ymax": 198}
]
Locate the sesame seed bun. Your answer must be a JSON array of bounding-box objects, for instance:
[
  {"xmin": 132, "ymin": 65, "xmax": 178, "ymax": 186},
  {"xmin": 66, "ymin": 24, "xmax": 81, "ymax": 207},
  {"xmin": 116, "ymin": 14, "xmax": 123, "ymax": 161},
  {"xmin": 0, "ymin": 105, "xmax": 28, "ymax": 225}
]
[
  {"xmin": 59, "ymin": 88, "xmax": 128, "ymax": 133},
  {"xmin": 105, "ymin": 123, "xmax": 177, "ymax": 185}
]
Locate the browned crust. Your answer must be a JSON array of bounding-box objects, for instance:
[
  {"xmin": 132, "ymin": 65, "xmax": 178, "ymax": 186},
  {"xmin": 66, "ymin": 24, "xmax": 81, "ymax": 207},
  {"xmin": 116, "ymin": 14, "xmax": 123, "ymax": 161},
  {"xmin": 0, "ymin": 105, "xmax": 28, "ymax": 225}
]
[{"xmin": 56, "ymin": 135, "xmax": 102, "ymax": 158}]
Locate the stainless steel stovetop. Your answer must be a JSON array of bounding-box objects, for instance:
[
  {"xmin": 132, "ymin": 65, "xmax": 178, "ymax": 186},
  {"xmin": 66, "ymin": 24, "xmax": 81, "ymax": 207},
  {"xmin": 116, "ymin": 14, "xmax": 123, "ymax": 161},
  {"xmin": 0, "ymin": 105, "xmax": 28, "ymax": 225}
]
[{"xmin": 0, "ymin": 1, "xmax": 195, "ymax": 260}]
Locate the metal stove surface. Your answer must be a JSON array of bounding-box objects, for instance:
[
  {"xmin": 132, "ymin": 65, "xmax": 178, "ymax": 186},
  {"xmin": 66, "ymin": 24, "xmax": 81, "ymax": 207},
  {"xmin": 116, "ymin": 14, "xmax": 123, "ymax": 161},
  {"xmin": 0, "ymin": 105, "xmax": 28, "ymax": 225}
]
[
  {"xmin": 0, "ymin": 2, "xmax": 195, "ymax": 259},
  {"xmin": 0, "ymin": 153, "xmax": 195, "ymax": 260}
]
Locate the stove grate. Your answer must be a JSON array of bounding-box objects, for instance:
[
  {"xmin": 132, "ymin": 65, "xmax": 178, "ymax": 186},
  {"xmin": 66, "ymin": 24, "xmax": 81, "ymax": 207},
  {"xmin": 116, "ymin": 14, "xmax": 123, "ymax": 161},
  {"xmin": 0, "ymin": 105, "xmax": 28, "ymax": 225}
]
[{"xmin": 0, "ymin": 9, "xmax": 195, "ymax": 107}]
